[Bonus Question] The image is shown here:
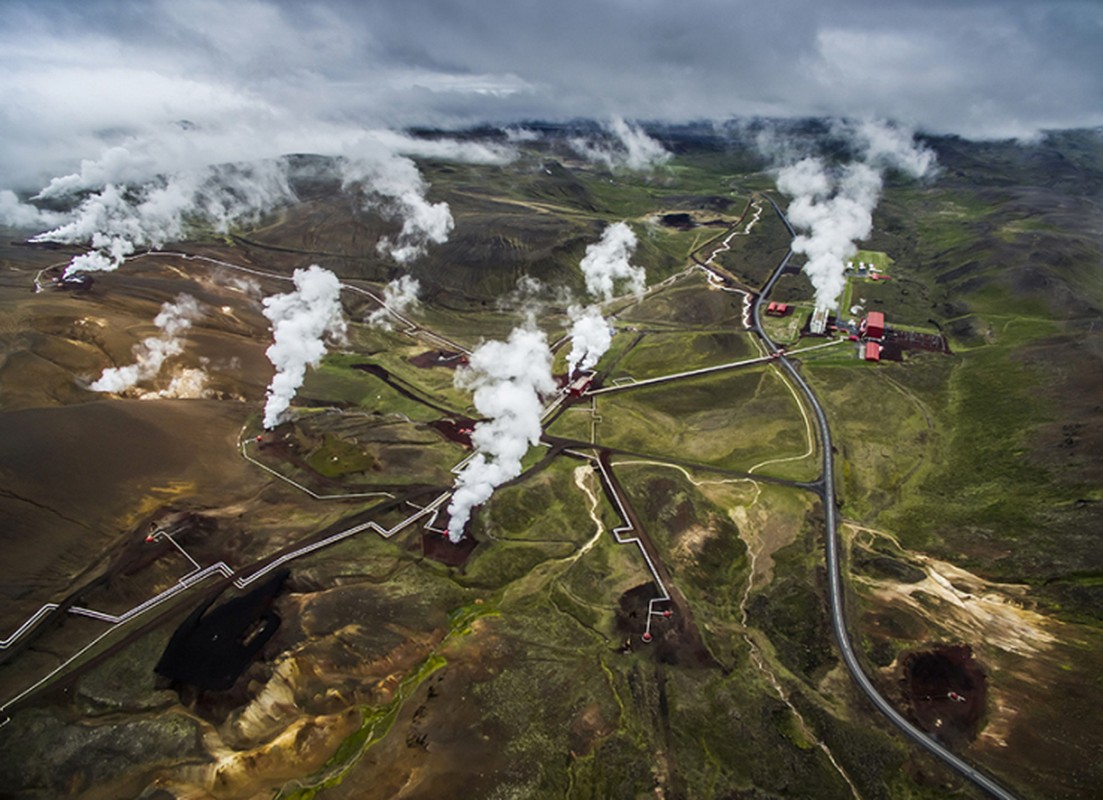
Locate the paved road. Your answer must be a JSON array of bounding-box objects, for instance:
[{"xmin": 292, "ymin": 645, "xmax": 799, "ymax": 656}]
[
  {"xmin": 753, "ymin": 197, "xmax": 1019, "ymax": 800},
  {"xmin": 587, "ymin": 339, "xmax": 844, "ymax": 397}
]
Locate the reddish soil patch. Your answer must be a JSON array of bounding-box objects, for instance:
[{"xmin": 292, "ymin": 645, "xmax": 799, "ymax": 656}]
[
  {"xmin": 884, "ymin": 329, "xmax": 952, "ymax": 356},
  {"xmin": 421, "ymin": 530, "xmax": 478, "ymax": 568},
  {"xmin": 614, "ymin": 584, "xmax": 715, "ymax": 669},
  {"xmin": 409, "ymin": 350, "xmax": 467, "ymax": 370},
  {"xmin": 427, "ymin": 418, "xmax": 477, "ymax": 448},
  {"xmin": 900, "ymin": 644, "xmax": 987, "ymax": 744}
]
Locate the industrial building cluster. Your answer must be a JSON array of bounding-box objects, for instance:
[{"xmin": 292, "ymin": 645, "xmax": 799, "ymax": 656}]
[
  {"xmin": 859, "ymin": 311, "xmax": 885, "ymax": 361},
  {"xmin": 779, "ymin": 254, "xmax": 906, "ymax": 361},
  {"xmin": 806, "ymin": 305, "xmax": 886, "ymax": 361}
]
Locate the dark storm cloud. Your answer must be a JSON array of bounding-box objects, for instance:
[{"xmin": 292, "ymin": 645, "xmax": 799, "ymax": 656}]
[{"xmin": 0, "ymin": 0, "xmax": 1100, "ymax": 186}]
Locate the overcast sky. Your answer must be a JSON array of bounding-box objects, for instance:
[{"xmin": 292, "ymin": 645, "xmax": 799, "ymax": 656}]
[{"xmin": 1, "ymin": 0, "xmax": 1100, "ymax": 187}]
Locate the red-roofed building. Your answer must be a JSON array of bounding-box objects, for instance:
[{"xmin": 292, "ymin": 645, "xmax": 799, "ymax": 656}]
[
  {"xmin": 764, "ymin": 302, "xmax": 790, "ymax": 317},
  {"xmin": 864, "ymin": 341, "xmax": 881, "ymax": 362},
  {"xmin": 864, "ymin": 311, "xmax": 885, "ymax": 339}
]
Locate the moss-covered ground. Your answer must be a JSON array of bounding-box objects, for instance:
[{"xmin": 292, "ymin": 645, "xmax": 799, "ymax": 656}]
[{"xmin": 4, "ymin": 129, "xmax": 1102, "ymax": 800}]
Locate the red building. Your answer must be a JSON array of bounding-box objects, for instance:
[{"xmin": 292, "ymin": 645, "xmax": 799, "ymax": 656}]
[
  {"xmin": 864, "ymin": 341, "xmax": 881, "ymax": 362},
  {"xmin": 864, "ymin": 311, "xmax": 885, "ymax": 339},
  {"xmin": 567, "ymin": 373, "xmax": 594, "ymax": 397},
  {"xmin": 765, "ymin": 302, "xmax": 790, "ymax": 317}
]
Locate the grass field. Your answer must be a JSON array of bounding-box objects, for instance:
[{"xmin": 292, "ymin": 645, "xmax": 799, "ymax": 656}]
[
  {"xmin": 617, "ymin": 276, "xmax": 745, "ymax": 329},
  {"xmin": 607, "ymin": 330, "xmax": 755, "ymax": 381},
  {"xmin": 579, "ymin": 367, "xmax": 818, "ymax": 480}
]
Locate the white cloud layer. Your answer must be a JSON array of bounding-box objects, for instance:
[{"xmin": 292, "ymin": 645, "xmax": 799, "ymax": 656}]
[{"xmin": 0, "ymin": 0, "xmax": 1097, "ymax": 198}]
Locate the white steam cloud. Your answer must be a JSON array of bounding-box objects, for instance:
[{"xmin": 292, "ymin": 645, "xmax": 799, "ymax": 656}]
[
  {"xmin": 560, "ymin": 221, "xmax": 646, "ymax": 377},
  {"xmin": 262, "ymin": 265, "xmax": 347, "ymax": 429},
  {"xmin": 570, "ymin": 117, "xmax": 671, "ymax": 171},
  {"xmin": 777, "ymin": 160, "xmax": 881, "ymax": 308},
  {"xmin": 340, "ymin": 156, "xmax": 453, "ymax": 264},
  {"xmin": 566, "ymin": 304, "xmax": 614, "ymax": 376},
  {"xmin": 367, "ymin": 274, "xmax": 421, "ymax": 330},
  {"xmin": 30, "ymin": 161, "xmax": 296, "ymax": 276},
  {"xmin": 7, "ymin": 125, "xmax": 514, "ymax": 277},
  {"xmin": 446, "ymin": 325, "xmax": 556, "ymax": 541},
  {"xmin": 774, "ymin": 120, "xmax": 934, "ymax": 308},
  {"xmin": 0, "ymin": 190, "xmax": 63, "ymax": 229},
  {"xmin": 846, "ymin": 119, "xmax": 938, "ymax": 177},
  {"xmin": 138, "ymin": 366, "xmax": 212, "ymax": 400},
  {"xmin": 444, "ymin": 220, "xmax": 642, "ymax": 540},
  {"xmin": 90, "ymin": 293, "xmax": 203, "ymax": 393},
  {"xmin": 578, "ymin": 221, "xmax": 646, "ymax": 301}
]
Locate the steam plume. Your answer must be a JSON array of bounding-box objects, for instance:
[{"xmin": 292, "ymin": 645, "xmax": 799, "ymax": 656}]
[
  {"xmin": 570, "ymin": 117, "xmax": 671, "ymax": 171},
  {"xmin": 340, "ymin": 156, "xmax": 453, "ymax": 264},
  {"xmin": 139, "ymin": 366, "xmax": 212, "ymax": 400},
  {"xmin": 262, "ymin": 265, "xmax": 347, "ymax": 429},
  {"xmin": 0, "ymin": 190, "xmax": 63, "ymax": 229},
  {"xmin": 847, "ymin": 119, "xmax": 937, "ymax": 177},
  {"xmin": 608, "ymin": 117, "xmax": 672, "ymax": 170},
  {"xmin": 90, "ymin": 293, "xmax": 203, "ymax": 393},
  {"xmin": 31, "ymin": 161, "xmax": 296, "ymax": 276},
  {"xmin": 774, "ymin": 120, "xmax": 934, "ymax": 308},
  {"xmin": 578, "ymin": 221, "xmax": 646, "ymax": 301},
  {"xmin": 367, "ymin": 275, "xmax": 421, "ymax": 330},
  {"xmin": 777, "ymin": 159, "xmax": 880, "ymax": 308},
  {"xmin": 560, "ymin": 221, "xmax": 646, "ymax": 377},
  {"xmin": 446, "ymin": 325, "xmax": 555, "ymax": 541},
  {"xmin": 566, "ymin": 304, "xmax": 614, "ymax": 376}
]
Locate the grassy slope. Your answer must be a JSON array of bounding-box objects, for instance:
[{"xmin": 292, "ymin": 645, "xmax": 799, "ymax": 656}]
[
  {"xmin": 844, "ymin": 133, "xmax": 1103, "ymax": 617},
  {"xmin": 802, "ymin": 131, "xmax": 1103, "ymax": 798}
]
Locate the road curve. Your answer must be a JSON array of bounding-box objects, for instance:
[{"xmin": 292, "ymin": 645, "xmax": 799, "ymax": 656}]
[{"xmin": 753, "ymin": 197, "xmax": 1019, "ymax": 800}]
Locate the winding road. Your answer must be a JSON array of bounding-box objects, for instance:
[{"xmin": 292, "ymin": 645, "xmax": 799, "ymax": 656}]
[{"xmin": 752, "ymin": 198, "xmax": 1019, "ymax": 800}]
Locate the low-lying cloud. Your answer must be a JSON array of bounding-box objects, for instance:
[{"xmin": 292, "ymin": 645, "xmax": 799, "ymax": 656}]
[{"xmin": 570, "ymin": 117, "xmax": 671, "ymax": 171}]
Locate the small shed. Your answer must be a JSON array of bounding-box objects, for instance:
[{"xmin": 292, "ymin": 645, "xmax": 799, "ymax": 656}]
[{"xmin": 864, "ymin": 341, "xmax": 881, "ymax": 362}]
